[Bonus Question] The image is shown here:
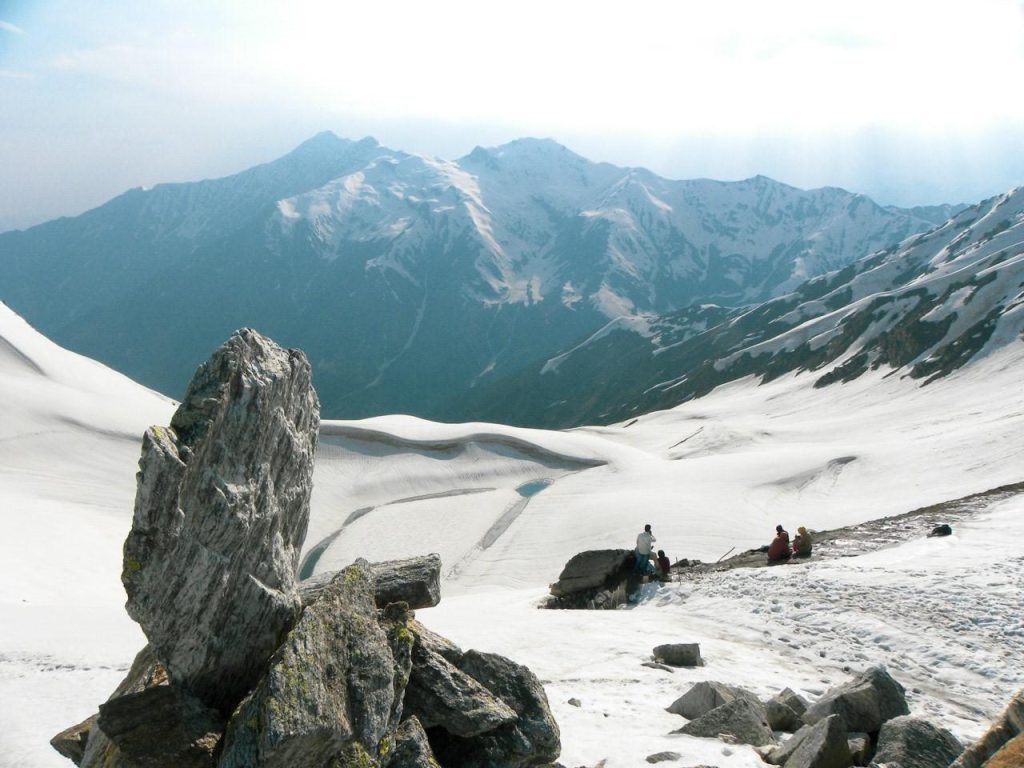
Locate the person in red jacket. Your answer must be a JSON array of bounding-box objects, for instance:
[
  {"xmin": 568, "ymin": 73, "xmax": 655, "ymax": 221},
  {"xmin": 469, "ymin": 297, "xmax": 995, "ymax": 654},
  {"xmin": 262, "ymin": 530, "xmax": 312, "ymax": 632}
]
[
  {"xmin": 767, "ymin": 524, "xmax": 791, "ymax": 562},
  {"xmin": 656, "ymin": 550, "xmax": 671, "ymax": 580}
]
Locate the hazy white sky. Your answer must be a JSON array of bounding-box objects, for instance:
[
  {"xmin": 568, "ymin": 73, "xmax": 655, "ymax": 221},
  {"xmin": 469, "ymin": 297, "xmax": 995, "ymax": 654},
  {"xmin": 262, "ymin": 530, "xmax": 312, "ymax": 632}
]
[{"xmin": 1, "ymin": 0, "xmax": 1023, "ymax": 231}]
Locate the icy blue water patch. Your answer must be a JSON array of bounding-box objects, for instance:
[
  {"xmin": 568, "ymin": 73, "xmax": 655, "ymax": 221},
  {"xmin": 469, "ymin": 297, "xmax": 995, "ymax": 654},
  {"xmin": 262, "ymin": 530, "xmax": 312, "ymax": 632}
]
[{"xmin": 517, "ymin": 479, "xmax": 551, "ymax": 498}]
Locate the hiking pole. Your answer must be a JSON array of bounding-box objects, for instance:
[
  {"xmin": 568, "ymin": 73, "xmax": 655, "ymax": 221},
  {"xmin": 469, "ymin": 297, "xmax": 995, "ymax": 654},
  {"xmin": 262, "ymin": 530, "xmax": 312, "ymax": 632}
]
[{"xmin": 716, "ymin": 546, "xmax": 735, "ymax": 563}]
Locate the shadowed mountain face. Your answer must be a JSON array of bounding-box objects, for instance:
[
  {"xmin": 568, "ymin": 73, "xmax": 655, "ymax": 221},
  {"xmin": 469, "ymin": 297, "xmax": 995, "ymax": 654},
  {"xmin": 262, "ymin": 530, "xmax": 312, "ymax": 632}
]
[
  {"xmin": 0, "ymin": 132, "xmax": 963, "ymax": 424},
  {"xmin": 462, "ymin": 187, "xmax": 1024, "ymax": 427}
]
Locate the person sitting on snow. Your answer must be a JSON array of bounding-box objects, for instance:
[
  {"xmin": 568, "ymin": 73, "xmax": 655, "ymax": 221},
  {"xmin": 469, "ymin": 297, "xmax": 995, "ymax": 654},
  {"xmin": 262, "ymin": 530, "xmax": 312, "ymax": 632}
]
[
  {"xmin": 792, "ymin": 526, "xmax": 812, "ymax": 557},
  {"xmin": 767, "ymin": 524, "xmax": 791, "ymax": 562},
  {"xmin": 634, "ymin": 524, "xmax": 656, "ymax": 574},
  {"xmin": 656, "ymin": 549, "xmax": 671, "ymax": 579}
]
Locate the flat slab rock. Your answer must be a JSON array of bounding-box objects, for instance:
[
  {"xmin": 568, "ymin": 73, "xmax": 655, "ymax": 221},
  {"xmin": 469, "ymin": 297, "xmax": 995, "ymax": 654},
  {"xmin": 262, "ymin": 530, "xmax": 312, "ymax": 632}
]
[{"xmin": 549, "ymin": 549, "xmax": 633, "ymax": 597}]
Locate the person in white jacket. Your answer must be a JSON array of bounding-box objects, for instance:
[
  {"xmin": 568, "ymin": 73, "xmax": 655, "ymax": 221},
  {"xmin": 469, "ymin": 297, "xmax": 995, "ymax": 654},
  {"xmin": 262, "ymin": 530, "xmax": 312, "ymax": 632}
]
[{"xmin": 634, "ymin": 524, "xmax": 656, "ymax": 574}]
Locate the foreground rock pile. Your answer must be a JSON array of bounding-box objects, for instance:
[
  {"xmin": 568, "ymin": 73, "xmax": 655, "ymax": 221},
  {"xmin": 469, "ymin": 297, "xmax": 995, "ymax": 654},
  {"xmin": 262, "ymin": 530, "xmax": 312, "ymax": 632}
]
[{"xmin": 49, "ymin": 330, "xmax": 560, "ymax": 768}]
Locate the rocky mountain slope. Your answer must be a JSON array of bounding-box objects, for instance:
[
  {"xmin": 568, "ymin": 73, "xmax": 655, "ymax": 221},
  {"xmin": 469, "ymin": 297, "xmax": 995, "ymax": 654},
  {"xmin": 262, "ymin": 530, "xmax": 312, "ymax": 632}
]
[
  {"xmin": 0, "ymin": 132, "xmax": 958, "ymax": 424},
  {"xmin": 465, "ymin": 186, "xmax": 1024, "ymax": 426}
]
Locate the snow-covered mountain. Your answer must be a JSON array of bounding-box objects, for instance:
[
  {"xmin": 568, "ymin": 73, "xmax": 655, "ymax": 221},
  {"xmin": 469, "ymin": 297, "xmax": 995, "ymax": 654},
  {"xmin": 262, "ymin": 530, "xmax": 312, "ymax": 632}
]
[
  {"xmin": 467, "ymin": 186, "xmax": 1024, "ymax": 426},
  {"xmin": 0, "ymin": 132, "xmax": 959, "ymax": 423},
  {"xmin": 2, "ymin": 302, "xmax": 1022, "ymax": 767}
]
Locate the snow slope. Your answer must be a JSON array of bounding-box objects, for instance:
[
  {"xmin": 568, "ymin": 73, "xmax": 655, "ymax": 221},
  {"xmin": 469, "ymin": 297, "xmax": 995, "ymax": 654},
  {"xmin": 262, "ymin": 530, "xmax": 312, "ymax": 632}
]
[{"xmin": 1, "ymin": 304, "xmax": 1022, "ymax": 767}]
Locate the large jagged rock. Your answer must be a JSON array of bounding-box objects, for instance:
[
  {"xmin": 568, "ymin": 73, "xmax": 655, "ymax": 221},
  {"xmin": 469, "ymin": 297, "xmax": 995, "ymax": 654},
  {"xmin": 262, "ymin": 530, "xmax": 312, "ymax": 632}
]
[
  {"xmin": 674, "ymin": 696, "xmax": 776, "ymax": 747},
  {"xmin": 652, "ymin": 643, "xmax": 703, "ymax": 667},
  {"xmin": 872, "ymin": 715, "xmax": 962, "ymax": 768},
  {"xmin": 218, "ymin": 560, "xmax": 409, "ymax": 768},
  {"xmin": 403, "ymin": 633, "xmax": 517, "ymax": 737},
  {"xmin": 96, "ymin": 685, "xmax": 223, "ymax": 768},
  {"xmin": 300, "ymin": 554, "xmax": 442, "ymax": 610},
  {"xmin": 428, "ymin": 650, "xmax": 562, "ymax": 768},
  {"xmin": 666, "ymin": 681, "xmax": 759, "ymax": 720},
  {"xmin": 122, "ymin": 329, "xmax": 319, "ymax": 713},
  {"xmin": 950, "ymin": 690, "xmax": 1024, "ymax": 768},
  {"xmin": 767, "ymin": 688, "xmax": 811, "ymax": 732},
  {"xmin": 546, "ymin": 549, "xmax": 639, "ymax": 609},
  {"xmin": 985, "ymin": 733, "xmax": 1024, "ymax": 768},
  {"xmin": 767, "ymin": 714, "xmax": 852, "ymax": 768},
  {"xmin": 802, "ymin": 667, "xmax": 908, "ymax": 733},
  {"xmin": 50, "ymin": 717, "xmax": 94, "ymax": 766}
]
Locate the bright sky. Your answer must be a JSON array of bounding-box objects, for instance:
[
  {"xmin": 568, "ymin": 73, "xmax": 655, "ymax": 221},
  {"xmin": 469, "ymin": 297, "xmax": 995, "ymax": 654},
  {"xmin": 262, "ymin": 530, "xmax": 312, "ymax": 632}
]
[{"xmin": 1, "ymin": 0, "xmax": 1024, "ymax": 231}]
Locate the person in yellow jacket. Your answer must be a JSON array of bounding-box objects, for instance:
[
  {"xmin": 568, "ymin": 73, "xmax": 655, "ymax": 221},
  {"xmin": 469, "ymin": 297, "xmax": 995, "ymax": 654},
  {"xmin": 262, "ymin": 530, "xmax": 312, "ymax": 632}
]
[{"xmin": 792, "ymin": 526, "xmax": 812, "ymax": 556}]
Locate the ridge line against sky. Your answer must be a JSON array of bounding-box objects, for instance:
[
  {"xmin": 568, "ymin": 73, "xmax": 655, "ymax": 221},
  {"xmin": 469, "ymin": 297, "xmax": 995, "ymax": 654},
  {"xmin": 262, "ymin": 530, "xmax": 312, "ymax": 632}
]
[{"xmin": 1, "ymin": 0, "xmax": 1024, "ymax": 232}]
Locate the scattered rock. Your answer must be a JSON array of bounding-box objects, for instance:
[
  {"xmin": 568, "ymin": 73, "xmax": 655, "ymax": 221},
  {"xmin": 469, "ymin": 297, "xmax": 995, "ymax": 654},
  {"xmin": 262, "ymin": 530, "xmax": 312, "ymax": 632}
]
[
  {"xmin": 218, "ymin": 560, "xmax": 408, "ymax": 767},
  {"xmin": 122, "ymin": 329, "xmax": 320, "ymax": 713},
  {"xmin": 767, "ymin": 687, "xmax": 810, "ymax": 732},
  {"xmin": 300, "ymin": 554, "xmax": 442, "ymax": 610},
  {"xmin": 802, "ymin": 666, "xmax": 909, "ymax": 733},
  {"xmin": 666, "ymin": 681, "xmax": 758, "ymax": 719},
  {"xmin": 928, "ymin": 524, "xmax": 953, "ymax": 537},
  {"xmin": 950, "ymin": 690, "xmax": 1024, "ymax": 768},
  {"xmin": 675, "ymin": 696, "xmax": 776, "ymax": 747},
  {"xmin": 646, "ymin": 751, "xmax": 682, "ymax": 763},
  {"xmin": 767, "ymin": 714, "xmax": 851, "ymax": 768},
  {"xmin": 653, "ymin": 643, "xmax": 703, "ymax": 668},
  {"xmin": 96, "ymin": 684, "xmax": 223, "ymax": 768},
  {"xmin": 871, "ymin": 715, "xmax": 962, "ymax": 768},
  {"xmin": 642, "ymin": 662, "xmax": 675, "ymax": 673},
  {"xmin": 568, "ymin": 698, "xmax": 582, "ymax": 708}
]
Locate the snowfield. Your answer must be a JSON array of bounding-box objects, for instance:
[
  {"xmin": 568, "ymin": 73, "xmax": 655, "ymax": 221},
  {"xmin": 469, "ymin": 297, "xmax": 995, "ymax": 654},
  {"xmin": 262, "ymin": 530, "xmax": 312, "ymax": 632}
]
[{"xmin": 1, "ymin": 301, "xmax": 1022, "ymax": 767}]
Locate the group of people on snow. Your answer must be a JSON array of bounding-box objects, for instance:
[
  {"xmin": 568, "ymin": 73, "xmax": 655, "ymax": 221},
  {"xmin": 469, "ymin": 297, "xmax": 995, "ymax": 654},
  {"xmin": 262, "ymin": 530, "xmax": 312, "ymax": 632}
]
[
  {"xmin": 767, "ymin": 523, "xmax": 812, "ymax": 562},
  {"xmin": 634, "ymin": 524, "xmax": 671, "ymax": 579}
]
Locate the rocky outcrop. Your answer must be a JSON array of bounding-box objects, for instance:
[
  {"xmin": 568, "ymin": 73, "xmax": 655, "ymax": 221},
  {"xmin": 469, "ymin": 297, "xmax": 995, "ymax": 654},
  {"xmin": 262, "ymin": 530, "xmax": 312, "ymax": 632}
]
[
  {"xmin": 675, "ymin": 696, "xmax": 776, "ymax": 747},
  {"xmin": 802, "ymin": 666, "xmax": 908, "ymax": 733},
  {"xmin": 545, "ymin": 549, "xmax": 639, "ymax": 609},
  {"xmin": 122, "ymin": 329, "xmax": 320, "ymax": 713},
  {"xmin": 652, "ymin": 643, "xmax": 703, "ymax": 668},
  {"xmin": 51, "ymin": 330, "xmax": 560, "ymax": 768},
  {"xmin": 985, "ymin": 733, "xmax": 1024, "ymax": 768},
  {"xmin": 950, "ymin": 690, "xmax": 1024, "ymax": 768},
  {"xmin": 767, "ymin": 714, "xmax": 851, "ymax": 768},
  {"xmin": 767, "ymin": 688, "xmax": 810, "ymax": 732},
  {"xmin": 219, "ymin": 560, "xmax": 408, "ymax": 767},
  {"xmin": 300, "ymin": 554, "xmax": 442, "ymax": 610},
  {"xmin": 666, "ymin": 681, "xmax": 758, "ymax": 720},
  {"xmin": 871, "ymin": 715, "xmax": 962, "ymax": 768}
]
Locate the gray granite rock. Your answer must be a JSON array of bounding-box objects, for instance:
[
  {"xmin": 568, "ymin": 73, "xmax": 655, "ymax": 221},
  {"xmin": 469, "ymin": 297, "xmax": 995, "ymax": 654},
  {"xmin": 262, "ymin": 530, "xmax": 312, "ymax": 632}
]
[
  {"xmin": 646, "ymin": 752, "xmax": 682, "ymax": 763},
  {"xmin": 675, "ymin": 696, "xmax": 776, "ymax": 747},
  {"xmin": 301, "ymin": 554, "xmax": 442, "ymax": 610},
  {"xmin": 653, "ymin": 643, "xmax": 703, "ymax": 668},
  {"xmin": 218, "ymin": 560, "xmax": 403, "ymax": 768},
  {"xmin": 382, "ymin": 717, "xmax": 438, "ymax": 768},
  {"xmin": 847, "ymin": 732, "xmax": 872, "ymax": 766},
  {"xmin": 49, "ymin": 716, "xmax": 93, "ymax": 766},
  {"xmin": 549, "ymin": 550, "xmax": 634, "ymax": 597},
  {"xmin": 403, "ymin": 633, "xmax": 517, "ymax": 737},
  {"xmin": 429, "ymin": 650, "xmax": 562, "ymax": 768},
  {"xmin": 768, "ymin": 715, "xmax": 851, "ymax": 768},
  {"xmin": 950, "ymin": 689, "xmax": 1024, "ymax": 768},
  {"xmin": 666, "ymin": 681, "xmax": 759, "ymax": 720},
  {"xmin": 122, "ymin": 329, "xmax": 319, "ymax": 713},
  {"xmin": 802, "ymin": 667, "xmax": 908, "ymax": 733},
  {"xmin": 767, "ymin": 687, "xmax": 810, "ymax": 732},
  {"xmin": 872, "ymin": 715, "xmax": 962, "ymax": 768},
  {"xmin": 96, "ymin": 684, "xmax": 223, "ymax": 768}
]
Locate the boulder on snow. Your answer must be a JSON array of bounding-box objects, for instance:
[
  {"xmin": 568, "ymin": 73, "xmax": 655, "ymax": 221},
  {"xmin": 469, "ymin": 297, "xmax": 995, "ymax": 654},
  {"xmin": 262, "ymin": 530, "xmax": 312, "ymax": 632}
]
[
  {"xmin": 767, "ymin": 714, "xmax": 852, "ymax": 768},
  {"xmin": 428, "ymin": 650, "xmax": 562, "ymax": 768},
  {"xmin": 122, "ymin": 329, "xmax": 319, "ymax": 713},
  {"xmin": 847, "ymin": 732, "xmax": 872, "ymax": 766},
  {"xmin": 546, "ymin": 549, "xmax": 640, "ymax": 608},
  {"xmin": 300, "ymin": 553, "xmax": 442, "ymax": 610},
  {"xmin": 950, "ymin": 689, "xmax": 1024, "ymax": 768},
  {"xmin": 767, "ymin": 687, "xmax": 810, "ymax": 732},
  {"xmin": 675, "ymin": 696, "xmax": 776, "ymax": 747},
  {"xmin": 646, "ymin": 751, "xmax": 683, "ymax": 763},
  {"xmin": 653, "ymin": 643, "xmax": 703, "ymax": 668},
  {"xmin": 871, "ymin": 715, "xmax": 962, "ymax": 768},
  {"xmin": 802, "ymin": 666, "xmax": 909, "ymax": 733},
  {"xmin": 49, "ymin": 716, "xmax": 94, "ymax": 766},
  {"xmin": 666, "ymin": 681, "xmax": 758, "ymax": 719},
  {"xmin": 96, "ymin": 684, "xmax": 224, "ymax": 768},
  {"xmin": 218, "ymin": 560, "xmax": 410, "ymax": 768}
]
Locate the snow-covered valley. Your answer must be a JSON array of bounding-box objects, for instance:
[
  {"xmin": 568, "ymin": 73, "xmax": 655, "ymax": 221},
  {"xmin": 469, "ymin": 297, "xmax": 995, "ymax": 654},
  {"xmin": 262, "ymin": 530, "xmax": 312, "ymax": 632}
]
[{"xmin": 1, "ymin": 297, "xmax": 1022, "ymax": 767}]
